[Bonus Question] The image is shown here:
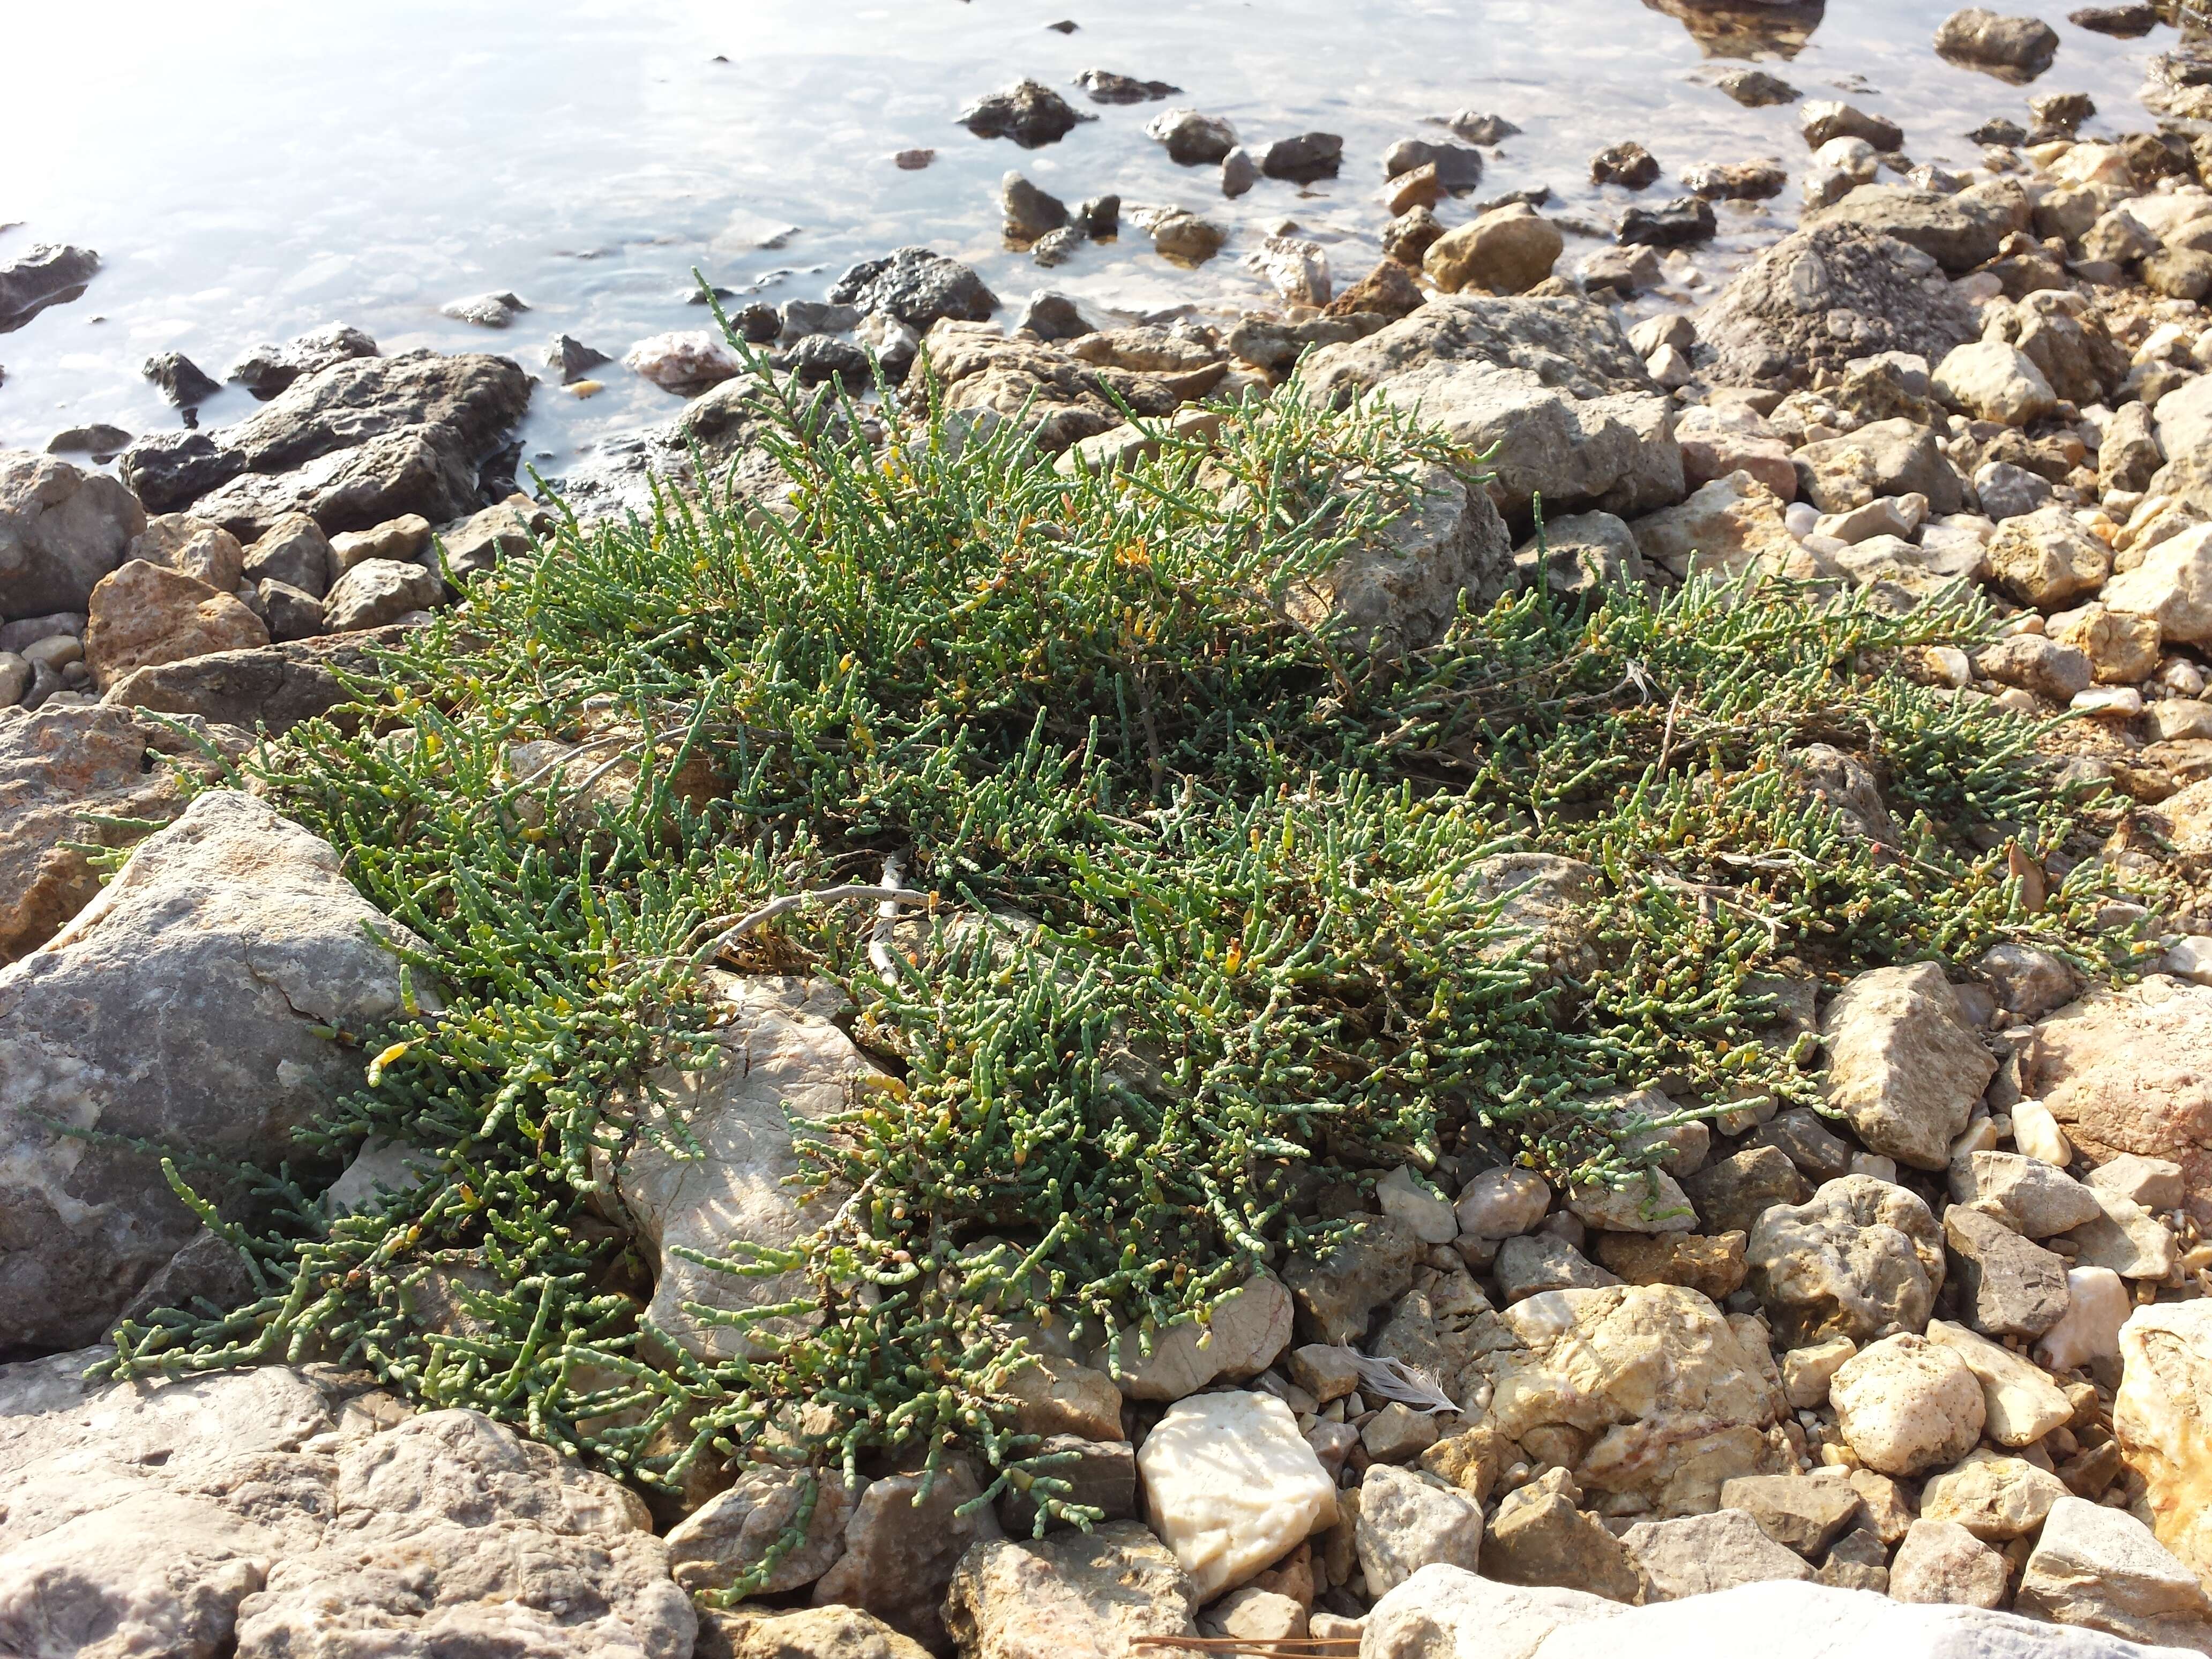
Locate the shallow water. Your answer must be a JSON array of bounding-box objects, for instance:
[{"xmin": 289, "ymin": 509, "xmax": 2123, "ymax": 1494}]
[{"xmin": 0, "ymin": 0, "xmax": 2189, "ymax": 477}]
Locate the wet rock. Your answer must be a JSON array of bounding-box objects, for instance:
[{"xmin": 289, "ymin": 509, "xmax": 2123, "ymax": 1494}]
[
  {"xmin": 1720, "ymin": 69, "xmax": 1802, "ymax": 107},
  {"xmin": 626, "ymin": 330, "xmax": 743, "ymax": 394},
  {"xmin": 1718, "ymin": 1471, "xmax": 1863, "ymax": 1557},
  {"xmin": 1138, "ymin": 1392, "xmax": 1336, "ymax": 1600},
  {"xmin": 1145, "ymin": 108, "xmax": 1236, "ymax": 166},
  {"xmin": 1479, "ymin": 1477, "xmax": 1646, "ymax": 1602},
  {"xmin": 1423, "ymin": 204, "xmax": 1563, "ymax": 295},
  {"xmin": 1820, "ymin": 964, "xmax": 1994, "ymax": 1168},
  {"xmin": 143, "ymin": 350, "xmax": 222, "ymax": 411},
  {"xmin": 0, "ymin": 791, "xmax": 430, "ymax": 1349},
  {"xmin": 1014, "ymin": 292, "xmax": 1096, "ymax": 341},
  {"xmin": 2025, "ymin": 976, "xmax": 2212, "ymax": 1219},
  {"xmin": 1284, "ymin": 1216, "xmax": 1419, "ymax": 1342},
  {"xmin": 1830, "ymin": 1333, "xmax": 1986, "ymax": 1477},
  {"xmin": 1698, "ymin": 225, "xmax": 1977, "ymax": 390},
  {"xmin": 1282, "ymin": 460, "xmax": 1513, "ymax": 655},
  {"xmin": 958, "ymin": 78, "xmax": 1092, "ymax": 147},
  {"xmin": 1, "ymin": 451, "xmax": 147, "ymax": 621},
  {"xmin": 545, "ymin": 332, "xmax": 611, "ymax": 384},
  {"xmin": 1935, "ymin": 8, "xmax": 2061, "ymax": 80},
  {"xmin": 1245, "ymin": 234, "xmax": 1331, "ymax": 304},
  {"xmin": 1072, "ymin": 68, "xmax": 1179, "ymax": 104},
  {"xmin": 1261, "ymin": 132, "xmax": 1343, "ymax": 183},
  {"xmin": 1944, "ymin": 1205, "xmax": 2071, "ymax": 1338},
  {"xmin": 2070, "ymin": 2, "xmax": 2156, "ymax": 32},
  {"xmin": 1591, "ymin": 142, "xmax": 1660, "ymax": 189},
  {"xmin": 811, "ymin": 1461, "xmax": 1003, "ymax": 1651},
  {"xmin": 1746, "ymin": 1175, "xmax": 1946, "ymax": 1347},
  {"xmin": 602, "ymin": 975, "xmax": 877, "ymax": 1362},
  {"xmin": 226, "ymin": 322, "xmax": 379, "ymax": 400},
  {"xmin": 441, "ymin": 290, "xmax": 526, "ymax": 328},
  {"xmin": 829, "ymin": 249, "xmax": 997, "ymax": 331},
  {"xmin": 1802, "ymin": 101, "xmax": 1903, "ymax": 151},
  {"xmin": 999, "ymin": 173, "xmax": 1067, "ymax": 246},
  {"xmin": 1682, "ymin": 160, "xmax": 1789, "ymax": 201},
  {"xmin": 1151, "ymin": 213, "xmax": 1227, "ymax": 265},
  {"xmin": 1618, "ymin": 197, "xmax": 1717, "ymax": 248},
  {"xmin": 2115, "ymin": 1302, "xmax": 2212, "ymax": 1581},
  {"xmin": 0, "ymin": 243, "xmax": 99, "ymax": 332},
  {"xmin": 119, "ymin": 350, "xmax": 530, "ymax": 540},
  {"xmin": 667, "ymin": 1466, "xmax": 858, "ymax": 1595},
  {"xmin": 1920, "ymin": 1448, "xmax": 2069, "ymax": 1540},
  {"xmin": 1473, "ymin": 1284, "xmax": 1791, "ymax": 1514},
  {"xmin": 1811, "ymin": 183, "xmax": 2031, "ymax": 278},
  {"xmin": 2015, "ymin": 1496, "xmax": 2212, "ymax": 1647},
  {"xmin": 944, "ymin": 1522, "xmax": 1195, "ymax": 1659},
  {"xmin": 777, "ymin": 334, "xmax": 871, "ymax": 387},
  {"xmin": 1889, "ymin": 1518, "xmax": 2010, "ymax": 1606},
  {"xmin": 1384, "ymin": 138, "xmax": 1485, "ymax": 192},
  {"xmin": 1328, "ymin": 259, "xmax": 1426, "ymax": 322},
  {"xmin": 1623, "ymin": 1508, "xmax": 1813, "ymax": 1600},
  {"xmin": 1685, "ymin": 1146, "xmax": 1812, "ymax": 1236},
  {"xmin": 1356, "ymin": 1464, "xmax": 1484, "ymax": 1596}
]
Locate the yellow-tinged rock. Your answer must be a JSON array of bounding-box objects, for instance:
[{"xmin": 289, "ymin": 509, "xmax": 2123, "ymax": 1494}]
[{"xmin": 2116, "ymin": 1301, "xmax": 2212, "ymax": 1582}]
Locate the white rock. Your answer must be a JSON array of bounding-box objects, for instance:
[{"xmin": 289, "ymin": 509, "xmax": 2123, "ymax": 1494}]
[
  {"xmin": 2104, "ymin": 522, "xmax": 2212, "ymax": 646},
  {"xmin": 1782, "ymin": 1337, "xmax": 1857, "ymax": 1410},
  {"xmin": 2012, "ymin": 1097, "xmax": 2074, "ymax": 1168},
  {"xmin": 2115, "ymin": 1302, "xmax": 2212, "ymax": 1585},
  {"xmin": 1379, "ymin": 1165, "xmax": 1461, "ymax": 1244},
  {"xmin": 624, "ymin": 330, "xmax": 744, "ymax": 393},
  {"xmin": 2164, "ymin": 937, "xmax": 2212, "ymax": 987},
  {"xmin": 1456, "ymin": 1167, "xmax": 1552, "ymax": 1238},
  {"xmin": 2035, "ymin": 1267, "xmax": 2130, "ymax": 1372},
  {"xmin": 1829, "ymin": 1333, "xmax": 1986, "ymax": 1476},
  {"xmin": 1356, "ymin": 1463, "xmax": 1484, "ymax": 1597},
  {"xmin": 1935, "ymin": 341, "xmax": 2058, "ymax": 427},
  {"xmin": 1621, "ymin": 1508, "xmax": 1813, "ymax": 1601},
  {"xmin": 1923, "ymin": 1320, "xmax": 2073, "ymax": 1447},
  {"xmin": 1136, "ymin": 1391, "xmax": 1336, "ymax": 1600}
]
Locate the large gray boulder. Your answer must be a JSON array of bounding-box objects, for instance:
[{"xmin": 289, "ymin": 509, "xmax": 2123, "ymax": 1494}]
[
  {"xmin": 0, "ymin": 1352, "xmax": 693, "ymax": 1659},
  {"xmin": 0, "ymin": 790, "xmax": 430, "ymax": 1350},
  {"xmin": 118, "ymin": 350, "xmax": 531, "ymax": 539},
  {"xmin": 1, "ymin": 450, "xmax": 147, "ymax": 620},
  {"xmin": 599, "ymin": 974, "xmax": 877, "ymax": 1361},
  {"xmin": 1696, "ymin": 224, "xmax": 1979, "ymax": 390},
  {"xmin": 1300, "ymin": 294, "xmax": 1657, "ymax": 406}
]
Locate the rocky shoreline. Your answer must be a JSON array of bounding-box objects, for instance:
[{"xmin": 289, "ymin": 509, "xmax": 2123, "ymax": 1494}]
[{"xmin": 9, "ymin": 5, "xmax": 2212, "ymax": 1658}]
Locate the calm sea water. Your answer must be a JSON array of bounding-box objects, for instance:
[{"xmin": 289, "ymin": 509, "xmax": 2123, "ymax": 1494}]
[{"xmin": 0, "ymin": 0, "xmax": 2183, "ymax": 475}]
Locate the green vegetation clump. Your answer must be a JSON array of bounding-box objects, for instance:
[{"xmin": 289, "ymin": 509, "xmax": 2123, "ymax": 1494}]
[{"xmin": 102, "ymin": 349, "xmax": 2153, "ymax": 1561}]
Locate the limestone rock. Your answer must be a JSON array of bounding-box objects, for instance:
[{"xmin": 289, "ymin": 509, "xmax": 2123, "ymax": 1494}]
[
  {"xmin": 321, "ymin": 555, "xmax": 444, "ymax": 631},
  {"xmin": 241, "ymin": 513, "xmax": 334, "ymax": 597},
  {"xmin": 1820, "ymin": 965, "xmax": 1996, "ymax": 1170},
  {"xmin": 2026, "ymin": 977, "xmax": 2212, "ymax": 1222},
  {"xmin": 1717, "ymin": 1471, "xmax": 1864, "ymax": 1557},
  {"xmin": 1494, "ymin": 1233, "xmax": 1621, "ymax": 1301},
  {"xmin": 1565, "ymin": 1168, "xmax": 1695, "ymax": 1234},
  {"xmin": 1473, "ymin": 1284, "xmax": 1791, "ymax": 1515},
  {"xmin": 1921, "ymin": 1448, "xmax": 2069, "ymax": 1540},
  {"xmin": 1684, "ymin": 1146, "xmax": 1811, "ymax": 1236},
  {"xmin": 0, "ymin": 791, "xmax": 429, "ymax": 1350},
  {"xmin": 83, "ymin": 560, "xmax": 270, "ymax": 691},
  {"xmin": 2015, "ymin": 1496, "xmax": 2212, "ymax": 1649},
  {"xmin": 1925, "ymin": 1319, "xmax": 2074, "ymax": 1446},
  {"xmin": 1782, "ymin": 1338, "xmax": 1857, "ymax": 1410},
  {"xmin": 665, "ymin": 1466, "xmax": 857, "ymax": 1596},
  {"xmin": 1281, "ymin": 461, "xmax": 1514, "ymax": 654},
  {"xmin": 1479, "ymin": 1479, "xmax": 1646, "ymax": 1603},
  {"xmin": 1746, "ymin": 1175, "xmax": 1946, "ymax": 1347},
  {"xmin": 1460, "ymin": 853, "xmax": 1605, "ymax": 987},
  {"xmin": 1455, "ymin": 1167, "xmax": 1552, "ymax": 1238},
  {"xmin": 1137, "ymin": 1392, "xmax": 1335, "ymax": 1600},
  {"xmin": 2036, "ymin": 1266, "xmax": 2131, "ymax": 1372},
  {"xmin": 1284, "ymin": 1215, "xmax": 1419, "ymax": 1343},
  {"xmin": 128, "ymin": 514, "xmax": 246, "ymax": 592},
  {"xmin": 1793, "ymin": 419, "xmax": 1965, "ymax": 518},
  {"xmin": 1364, "ymin": 1565, "xmax": 1625, "ymax": 1659},
  {"xmin": 1934, "ymin": 341, "xmax": 2056, "ymax": 426},
  {"xmin": 1976, "ymin": 634, "xmax": 2095, "ymax": 703},
  {"xmin": 1829, "ymin": 1333, "xmax": 1987, "ymax": 1477},
  {"xmin": 1357, "ymin": 1463, "xmax": 1485, "ymax": 1596},
  {"xmin": 2089, "ymin": 1156, "xmax": 2186, "ymax": 1210},
  {"xmin": 1807, "ymin": 180, "xmax": 2031, "ymax": 273},
  {"xmin": 942, "ymin": 1521, "xmax": 1196, "ymax": 1659},
  {"xmin": 811, "ymin": 1462, "xmax": 1003, "ymax": 1652},
  {"xmin": 1630, "ymin": 470, "xmax": 1802, "ymax": 581},
  {"xmin": 1950, "ymin": 1149, "xmax": 2102, "ymax": 1237},
  {"xmin": 1944, "ymin": 1205, "xmax": 2071, "ymax": 1338},
  {"xmin": 1621, "ymin": 1508, "xmax": 1814, "ymax": 1600},
  {"xmin": 2104, "ymin": 522, "xmax": 2212, "ymax": 646},
  {"xmin": 0, "ymin": 701, "xmax": 242, "ymax": 961},
  {"xmin": 0, "ymin": 450, "xmax": 146, "ymax": 620},
  {"xmin": 698, "ymin": 1607, "xmax": 928, "ymax": 1659},
  {"xmin": 1092, "ymin": 1274, "xmax": 1291, "ymax": 1401},
  {"xmin": 999, "ymin": 1353, "xmax": 1124, "ymax": 1440},
  {"xmin": 2067, "ymin": 1186, "xmax": 2181, "ymax": 1281},
  {"xmin": 1888, "ymin": 1518, "xmax": 2010, "ymax": 1608},
  {"xmin": 100, "ymin": 631, "xmax": 394, "ymax": 736},
  {"xmin": 2115, "ymin": 1301, "xmax": 2212, "ymax": 1583},
  {"xmin": 603, "ymin": 974, "xmax": 879, "ymax": 1361},
  {"xmin": 1987, "ymin": 505, "xmax": 2114, "ymax": 610},
  {"xmin": 1590, "ymin": 1230, "xmax": 1748, "ymax": 1301}
]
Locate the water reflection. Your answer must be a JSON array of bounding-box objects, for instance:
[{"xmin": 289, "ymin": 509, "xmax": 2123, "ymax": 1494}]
[{"xmin": 1643, "ymin": 0, "xmax": 1828, "ymax": 60}]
